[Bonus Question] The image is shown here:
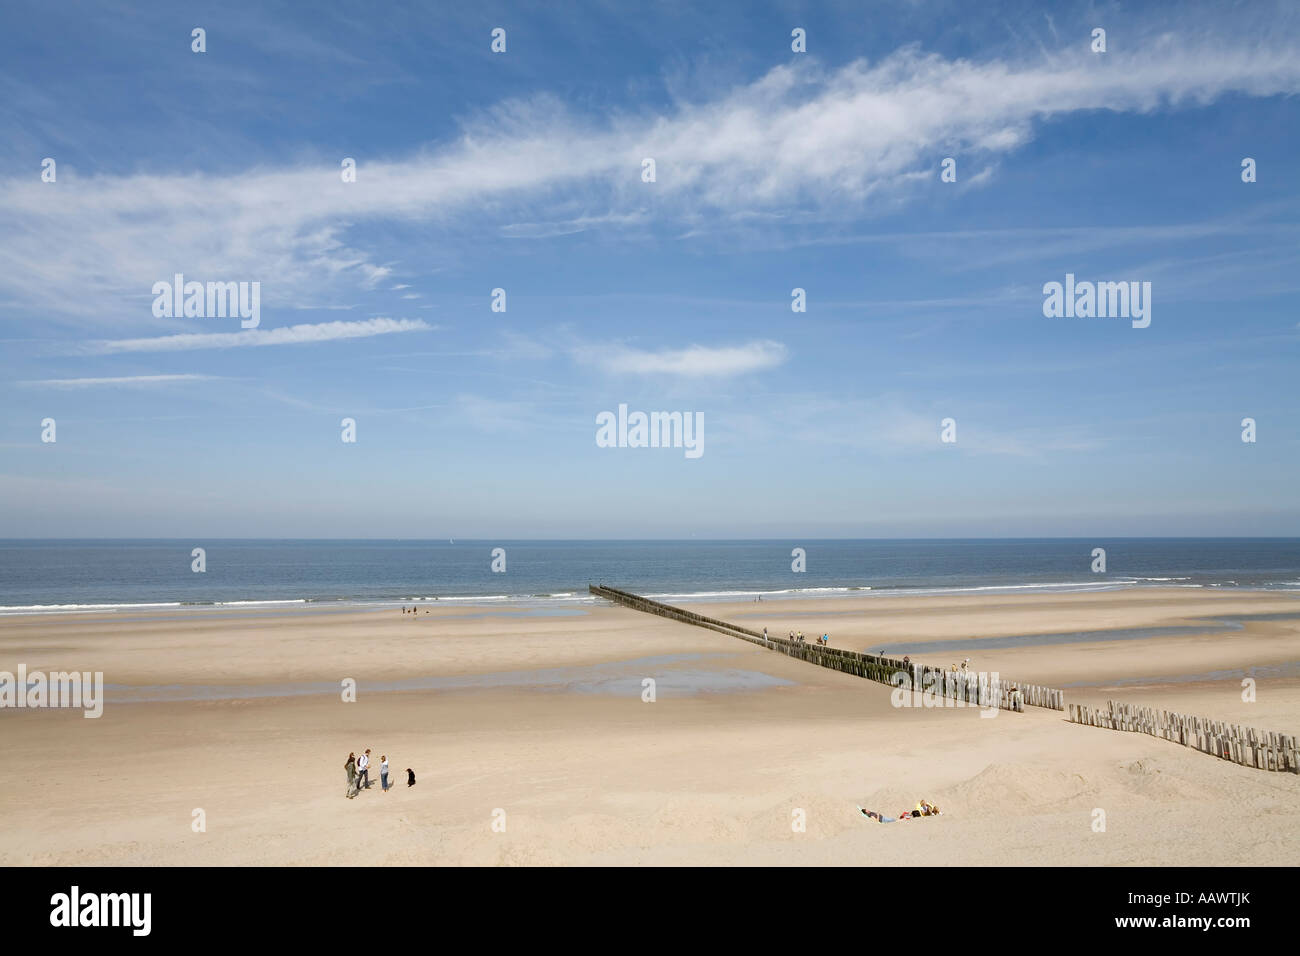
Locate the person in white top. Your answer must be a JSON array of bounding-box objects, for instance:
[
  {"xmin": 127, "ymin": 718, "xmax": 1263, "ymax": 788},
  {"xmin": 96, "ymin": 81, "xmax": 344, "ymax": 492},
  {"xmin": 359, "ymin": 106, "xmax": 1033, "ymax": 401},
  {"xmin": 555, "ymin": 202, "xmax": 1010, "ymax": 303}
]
[
  {"xmin": 357, "ymin": 750, "xmax": 371, "ymax": 790},
  {"xmin": 380, "ymin": 755, "xmax": 391, "ymax": 792}
]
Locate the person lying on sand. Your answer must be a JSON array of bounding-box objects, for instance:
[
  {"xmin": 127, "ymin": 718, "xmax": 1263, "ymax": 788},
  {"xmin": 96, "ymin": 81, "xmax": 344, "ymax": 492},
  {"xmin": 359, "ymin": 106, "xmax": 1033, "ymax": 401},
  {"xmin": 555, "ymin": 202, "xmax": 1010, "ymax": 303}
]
[
  {"xmin": 857, "ymin": 806, "xmax": 896, "ymax": 823},
  {"xmin": 857, "ymin": 801, "xmax": 941, "ymax": 821}
]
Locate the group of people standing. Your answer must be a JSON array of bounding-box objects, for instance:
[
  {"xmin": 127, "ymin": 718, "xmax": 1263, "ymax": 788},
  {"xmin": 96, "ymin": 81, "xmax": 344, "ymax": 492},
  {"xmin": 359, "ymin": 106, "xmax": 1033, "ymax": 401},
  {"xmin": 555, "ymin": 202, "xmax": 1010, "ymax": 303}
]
[
  {"xmin": 345, "ymin": 749, "xmax": 413, "ymax": 799},
  {"xmin": 783, "ymin": 630, "xmax": 829, "ymax": 645}
]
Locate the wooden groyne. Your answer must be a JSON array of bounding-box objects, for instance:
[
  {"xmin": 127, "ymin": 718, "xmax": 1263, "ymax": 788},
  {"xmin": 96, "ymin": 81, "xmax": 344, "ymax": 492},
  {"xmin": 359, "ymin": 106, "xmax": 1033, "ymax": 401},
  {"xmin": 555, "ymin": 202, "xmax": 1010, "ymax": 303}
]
[
  {"xmin": 589, "ymin": 585, "xmax": 1064, "ymax": 712},
  {"xmin": 1069, "ymin": 701, "xmax": 1300, "ymax": 773}
]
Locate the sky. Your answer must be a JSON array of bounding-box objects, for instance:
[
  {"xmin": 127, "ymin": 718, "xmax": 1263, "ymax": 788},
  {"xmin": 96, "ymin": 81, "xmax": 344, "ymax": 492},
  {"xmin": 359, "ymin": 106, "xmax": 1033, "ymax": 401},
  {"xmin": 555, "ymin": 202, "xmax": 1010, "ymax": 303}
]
[{"xmin": 1, "ymin": 0, "xmax": 1298, "ymax": 538}]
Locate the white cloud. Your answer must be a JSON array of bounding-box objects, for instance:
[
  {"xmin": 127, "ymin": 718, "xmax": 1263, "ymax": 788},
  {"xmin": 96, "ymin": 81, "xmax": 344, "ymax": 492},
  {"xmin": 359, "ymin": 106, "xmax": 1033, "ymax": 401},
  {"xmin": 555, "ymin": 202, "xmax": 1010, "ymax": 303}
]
[
  {"xmin": 493, "ymin": 331, "xmax": 556, "ymax": 361},
  {"xmin": 88, "ymin": 318, "xmax": 430, "ymax": 353},
  {"xmin": 4, "ymin": 37, "xmax": 1300, "ymax": 323},
  {"xmin": 20, "ymin": 374, "xmax": 217, "ymax": 388},
  {"xmin": 577, "ymin": 340, "xmax": 787, "ymax": 377}
]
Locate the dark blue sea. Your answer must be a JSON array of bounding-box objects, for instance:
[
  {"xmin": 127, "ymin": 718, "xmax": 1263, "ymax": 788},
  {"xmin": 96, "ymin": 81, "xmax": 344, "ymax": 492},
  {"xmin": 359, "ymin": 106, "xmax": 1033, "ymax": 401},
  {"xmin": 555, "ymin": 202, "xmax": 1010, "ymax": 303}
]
[{"xmin": 1, "ymin": 539, "xmax": 1299, "ymax": 613}]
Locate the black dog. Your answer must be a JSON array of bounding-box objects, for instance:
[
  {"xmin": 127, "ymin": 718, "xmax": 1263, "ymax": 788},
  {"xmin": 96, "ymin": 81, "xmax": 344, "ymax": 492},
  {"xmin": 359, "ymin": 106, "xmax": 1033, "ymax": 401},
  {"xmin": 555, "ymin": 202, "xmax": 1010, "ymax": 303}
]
[{"xmin": 406, "ymin": 768, "xmax": 416, "ymax": 787}]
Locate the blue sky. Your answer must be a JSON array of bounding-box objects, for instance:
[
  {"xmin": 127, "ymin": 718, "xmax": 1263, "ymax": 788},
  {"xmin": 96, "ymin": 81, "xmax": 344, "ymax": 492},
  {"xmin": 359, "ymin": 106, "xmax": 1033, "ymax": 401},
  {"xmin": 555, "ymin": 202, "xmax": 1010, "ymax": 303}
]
[{"xmin": 1, "ymin": 0, "xmax": 1298, "ymax": 538}]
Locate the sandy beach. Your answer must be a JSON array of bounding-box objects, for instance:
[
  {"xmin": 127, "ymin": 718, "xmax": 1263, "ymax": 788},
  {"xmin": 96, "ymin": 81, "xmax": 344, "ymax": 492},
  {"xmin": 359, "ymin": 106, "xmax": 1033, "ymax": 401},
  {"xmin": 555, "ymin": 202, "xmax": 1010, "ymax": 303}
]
[{"xmin": 2, "ymin": 587, "xmax": 1298, "ymax": 866}]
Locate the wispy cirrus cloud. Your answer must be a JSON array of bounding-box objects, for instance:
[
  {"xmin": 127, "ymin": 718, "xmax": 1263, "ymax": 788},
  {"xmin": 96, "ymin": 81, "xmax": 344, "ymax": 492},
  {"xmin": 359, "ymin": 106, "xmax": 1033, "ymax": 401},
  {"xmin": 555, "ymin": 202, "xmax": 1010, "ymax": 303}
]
[
  {"xmin": 722, "ymin": 393, "xmax": 1107, "ymax": 458},
  {"xmin": 4, "ymin": 34, "xmax": 1300, "ymax": 324},
  {"xmin": 576, "ymin": 340, "xmax": 787, "ymax": 377},
  {"xmin": 19, "ymin": 373, "xmax": 218, "ymax": 388},
  {"xmin": 87, "ymin": 318, "xmax": 431, "ymax": 354}
]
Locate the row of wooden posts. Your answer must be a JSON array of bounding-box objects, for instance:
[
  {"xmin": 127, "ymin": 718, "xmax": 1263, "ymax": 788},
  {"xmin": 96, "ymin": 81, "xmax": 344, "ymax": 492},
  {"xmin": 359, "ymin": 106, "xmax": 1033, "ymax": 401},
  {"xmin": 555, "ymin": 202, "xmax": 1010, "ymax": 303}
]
[
  {"xmin": 591, "ymin": 585, "xmax": 1296, "ymax": 773},
  {"xmin": 1069, "ymin": 700, "xmax": 1300, "ymax": 774},
  {"xmin": 589, "ymin": 585, "xmax": 1065, "ymax": 712}
]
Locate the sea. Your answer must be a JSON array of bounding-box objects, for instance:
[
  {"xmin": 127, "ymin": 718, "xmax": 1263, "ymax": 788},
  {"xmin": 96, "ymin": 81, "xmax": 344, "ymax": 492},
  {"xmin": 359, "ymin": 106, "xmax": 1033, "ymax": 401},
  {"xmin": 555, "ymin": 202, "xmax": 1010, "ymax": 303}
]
[{"xmin": 2, "ymin": 538, "xmax": 1299, "ymax": 615}]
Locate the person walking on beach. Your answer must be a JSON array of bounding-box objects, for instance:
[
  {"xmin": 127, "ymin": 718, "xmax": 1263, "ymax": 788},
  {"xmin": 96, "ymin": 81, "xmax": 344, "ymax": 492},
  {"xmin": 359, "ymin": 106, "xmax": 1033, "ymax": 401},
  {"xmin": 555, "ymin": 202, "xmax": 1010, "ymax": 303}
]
[
  {"xmin": 345, "ymin": 752, "xmax": 359, "ymax": 799},
  {"xmin": 763, "ymin": 627, "xmax": 768, "ymax": 643},
  {"xmin": 357, "ymin": 749, "xmax": 371, "ymax": 790},
  {"xmin": 380, "ymin": 754, "xmax": 390, "ymax": 792}
]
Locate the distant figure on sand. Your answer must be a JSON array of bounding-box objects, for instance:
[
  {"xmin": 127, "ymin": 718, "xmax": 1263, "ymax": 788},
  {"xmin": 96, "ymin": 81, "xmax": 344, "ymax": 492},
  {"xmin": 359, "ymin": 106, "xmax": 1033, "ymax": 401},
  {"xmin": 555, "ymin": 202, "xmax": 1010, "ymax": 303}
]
[
  {"xmin": 858, "ymin": 800, "xmax": 939, "ymax": 822},
  {"xmin": 357, "ymin": 749, "xmax": 371, "ymax": 789},
  {"xmin": 345, "ymin": 752, "xmax": 359, "ymax": 799},
  {"xmin": 763, "ymin": 627, "xmax": 768, "ymax": 642},
  {"xmin": 406, "ymin": 768, "xmax": 416, "ymax": 787},
  {"xmin": 380, "ymin": 755, "xmax": 390, "ymax": 792},
  {"xmin": 857, "ymin": 806, "xmax": 895, "ymax": 822}
]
